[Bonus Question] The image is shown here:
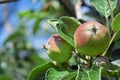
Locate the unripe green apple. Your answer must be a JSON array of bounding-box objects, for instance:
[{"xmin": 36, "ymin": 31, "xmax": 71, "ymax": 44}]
[
  {"xmin": 45, "ymin": 34, "xmax": 73, "ymax": 62},
  {"xmin": 74, "ymin": 21, "xmax": 110, "ymax": 57}
]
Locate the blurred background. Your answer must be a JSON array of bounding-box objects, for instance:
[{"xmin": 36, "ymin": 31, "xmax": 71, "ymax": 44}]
[{"xmin": 0, "ymin": 0, "xmax": 120, "ymax": 80}]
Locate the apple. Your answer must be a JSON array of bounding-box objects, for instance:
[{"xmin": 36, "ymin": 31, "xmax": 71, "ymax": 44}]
[
  {"xmin": 45, "ymin": 34, "xmax": 73, "ymax": 62},
  {"xmin": 74, "ymin": 21, "xmax": 110, "ymax": 57}
]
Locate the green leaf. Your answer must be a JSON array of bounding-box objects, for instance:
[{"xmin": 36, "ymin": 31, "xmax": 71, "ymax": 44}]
[
  {"xmin": 76, "ymin": 66, "xmax": 102, "ymax": 80},
  {"xmin": 19, "ymin": 11, "xmax": 49, "ymax": 20},
  {"xmin": 4, "ymin": 32, "xmax": 24, "ymax": 44},
  {"xmin": 27, "ymin": 62, "xmax": 54, "ymax": 80},
  {"xmin": 48, "ymin": 19, "xmax": 59, "ymax": 28},
  {"xmin": 112, "ymin": 13, "xmax": 120, "ymax": 32},
  {"xmin": 33, "ymin": 12, "xmax": 49, "ymax": 19},
  {"xmin": 30, "ymin": 54, "xmax": 48, "ymax": 66},
  {"xmin": 0, "ymin": 75, "xmax": 12, "ymax": 80},
  {"xmin": 45, "ymin": 68, "xmax": 76, "ymax": 80},
  {"xmin": 60, "ymin": 16, "xmax": 81, "ymax": 37},
  {"xmin": 114, "ymin": 32, "xmax": 120, "ymax": 41},
  {"xmin": 48, "ymin": 19, "xmax": 74, "ymax": 47},
  {"xmin": 61, "ymin": 72, "xmax": 77, "ymax": 80},
  {"xmin": 90, "ymin": 0, "xmax": 117, "ymax": 18},
  {"xmin": 114, "ymin": 41, "xmax": 120, "ymax": 50},
  {"xmin": 33, "ymin": 19, "xmax": 41, "ymax": 34},
  {"xmin": 48, "ymin": 16, "xmax": 81, "ymax": 47},
  {"xmin": 57, "ymin": 28, "xmax": 75, "ymax": 47},
  {"xmin": 18, "ymin": 10, "xmax": 32, "ymax": 18}
]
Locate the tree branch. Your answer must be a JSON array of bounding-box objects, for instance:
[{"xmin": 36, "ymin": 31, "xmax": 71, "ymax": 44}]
[
  {"xmin": 58, "ymin": 0, "xmax": 76, "ymax": 17},
  {"xmin": 74, "ymin": 1, "xmax": 82, "ymax": 19},
  {"xmin": 0, "ymin": 0, "xmax": 16, "ymax": 4}
]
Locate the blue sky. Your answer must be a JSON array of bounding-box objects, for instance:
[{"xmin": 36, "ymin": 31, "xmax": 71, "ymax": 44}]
[{"xmin": 0, "ymin": 0, "xmax": 43, "ymax": 47}]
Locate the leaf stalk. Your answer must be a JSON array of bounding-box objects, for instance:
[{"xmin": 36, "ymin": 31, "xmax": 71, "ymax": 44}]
[{"xmin": 102, "ymin": 32, "xmax": 117, "ymax": 56}]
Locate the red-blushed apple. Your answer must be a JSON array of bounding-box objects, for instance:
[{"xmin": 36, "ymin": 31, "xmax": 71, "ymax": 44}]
[
  {"xmin": 74, "ymin": 21, "xmax": 110, "ymax": 57},
  {"xmin": 45, "ymin": 34, "xmax": 73, "ymax": 62}
]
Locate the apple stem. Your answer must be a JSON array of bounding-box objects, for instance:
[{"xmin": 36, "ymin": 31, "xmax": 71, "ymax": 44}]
[
  {"xmin": 106, "ymin": 0, "xmax": 114, "ymax": 22},
  {"xmin": 102, "ymin": 32, "xmax": 117, "ymax": 56},
  {"xmin": 105, "ymin": 17, "xmax": 111, "ymax": 36},
  {"xmin": 106, "ymin": 0, "xmax": 114, "ymax": 36}
]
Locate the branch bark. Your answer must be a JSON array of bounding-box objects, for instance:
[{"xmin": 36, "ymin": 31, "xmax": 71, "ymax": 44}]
[
  {"xmin": 58, "ymin": 0, "xmax": 76, "ymax": 17},
  {"xmin": 0, "ymin": 0, "xmax": 16, "ymax": 4},
  {"xmin": 74, "ymin": 1, "xmax": 82, "ymax": 19}
]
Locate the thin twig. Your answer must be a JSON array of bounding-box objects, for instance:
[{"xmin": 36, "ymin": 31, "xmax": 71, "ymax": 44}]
[
  {"xmin": 74, "ymin": 0, "xmax": 82, "ymax": 19},
  {"xmin": 102, "ymin": 0, "xmax": 116, "ymax": 56},
  {"xmin": 105, "ymin": 17, "xmax": 110, "ymax": 36},
  {"xmin": 106, "ymin": 0, "xmax": 114, "ymax": 35},
  {"xmin": 0, "ymin": 0, "xmax": 16, "ymax": 3},
  {"xmin": 106, "ymin": 0, "xmax": 114, "ymax": 21},
  {"xmin": 102, "ymin": 32, "xmax": 117, "ymax": 56},
  {"xmin": 58, "ymin": 0, "xmax": 75, "ymax": 17}
]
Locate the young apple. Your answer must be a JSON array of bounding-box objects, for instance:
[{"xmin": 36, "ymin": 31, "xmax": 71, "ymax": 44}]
[
  {"xmin": 74, "ymin": 21, "xmax": 110, "ymax": 57},
  {"xmin": 45, "ymin": 34, "xmax": 73, "ymax": 62}
]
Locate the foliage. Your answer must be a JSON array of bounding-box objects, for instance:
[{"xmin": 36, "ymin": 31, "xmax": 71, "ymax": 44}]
[
  {"xmin": 90, "ymin": 0, "xmax": 117, "ymax": 18},
  {"xmin": 27, "ymin": 0, "xmax": 120, "ymax": 80},
  {"xmin": 0, "ymin": 0, "xmax": 120, "ymax": 80},
  {"xmin": 0, "ymin": 0, "xmax": 66, "ymax": 80}
]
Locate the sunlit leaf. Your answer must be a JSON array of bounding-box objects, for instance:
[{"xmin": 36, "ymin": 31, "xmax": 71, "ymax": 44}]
[
  {"xmin": 90, "ymin": 0, "xmax": 117, "ymax": 18},
  {"xmin": 76, "ymin": 66, "xmax": 102, "ymax": 80},
  {"xmin": 60, "ymin": 16, "xmax": 80, "ymax": 37},
  {"xmin": 112, "ymin": 13, "xmax": 120, "ymax": 32},
  {"xmin": 45, "ymin": 68, "xmax": 76, "ymax": 80},
  {"xmin": 19, "ymin": 11, "xmax": 49, "ymax": 20},
  {"xmin": 48, "ymin": 16, "xmax": 81, "ymax": 47},
  {"xmin": 57, "ymin": 28, "xmax": 75, "ymax": 47},
  {"xmin": 27, "ymin": 62, "xmax": 54, "ymax": 80},
  {"xmin": 48, "ymin": 19, "xmax": 74, "ymax": 47},
  {"xmin": 18, "ymin": 10, "xmax": 32, "ymax": 18}
]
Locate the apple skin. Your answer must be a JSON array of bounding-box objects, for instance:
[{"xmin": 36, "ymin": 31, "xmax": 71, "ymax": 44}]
[
  {"xmin": 74, "ymin": 21, "xmax": 110, "ymax": 57},
  {"xmin": 45, "ymin": 34, "xmax": 73, "ymax": 63}
]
